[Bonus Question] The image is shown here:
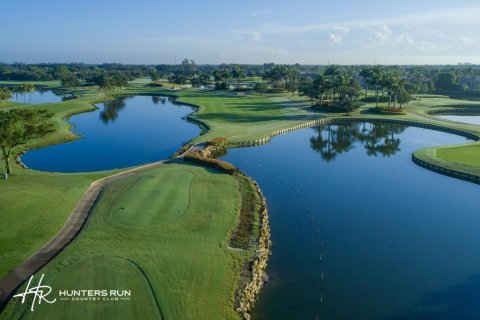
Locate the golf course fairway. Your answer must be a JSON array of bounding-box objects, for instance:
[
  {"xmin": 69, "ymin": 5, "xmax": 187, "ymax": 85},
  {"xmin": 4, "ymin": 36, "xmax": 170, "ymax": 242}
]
[{"xmin": 2, "ymin": 163, "xmax": 247, "ymax": 320}]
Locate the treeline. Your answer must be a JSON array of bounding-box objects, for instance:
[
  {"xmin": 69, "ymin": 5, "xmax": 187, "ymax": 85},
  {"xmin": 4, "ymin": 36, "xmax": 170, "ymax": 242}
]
[
  {"xmin": 2, "ymin": 62, "xmax": 480, "ymax": 88},
  {"xmin": 2, "ymin": 62, "xmax": 480, "ymax": 106}
]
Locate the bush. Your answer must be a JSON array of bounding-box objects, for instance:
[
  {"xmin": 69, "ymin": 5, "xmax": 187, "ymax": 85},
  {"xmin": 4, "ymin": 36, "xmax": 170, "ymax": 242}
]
[
  {"xmin": 370, "ymin": 107, "xmax": 407, "ymax": 115},
  {"xmin": 207, "ymin": 137, "xmax": 229, "ymax": 147},
  {"xmin": 215, "ymin": 83, "xmax": 229, "ymax": 90},
  {"xmin": 183, "ymin": 151, "xmax": 237, "ymax": 174}
]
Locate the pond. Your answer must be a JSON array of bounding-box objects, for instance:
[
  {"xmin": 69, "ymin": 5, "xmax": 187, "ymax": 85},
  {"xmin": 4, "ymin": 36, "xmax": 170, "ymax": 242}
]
[
  {"xmin": 222, "ymin": 122, "xmax": 480, "ymax": 320},
  {"xmin": 436, "ymin": 115, "xmax": 480, "ymax": 126},
  {"xmin": 22, "ymin": 95, "xmax": 201, "ymax": 172},
  {"xmin": 9, "ymin": 89, "xmax": 74, "ymax": 104}
]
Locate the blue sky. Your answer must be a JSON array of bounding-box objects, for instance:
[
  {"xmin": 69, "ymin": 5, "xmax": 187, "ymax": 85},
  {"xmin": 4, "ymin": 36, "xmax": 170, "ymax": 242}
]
[{"xmin": 2, "ymin": 0, "xmax": 480, "ymax": 64}]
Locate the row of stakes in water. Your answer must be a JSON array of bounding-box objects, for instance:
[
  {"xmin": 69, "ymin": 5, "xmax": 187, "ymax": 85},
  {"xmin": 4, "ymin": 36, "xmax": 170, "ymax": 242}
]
[{"xmin": 238, "ymin": 157, "xmax": 327, "ymax": 308}]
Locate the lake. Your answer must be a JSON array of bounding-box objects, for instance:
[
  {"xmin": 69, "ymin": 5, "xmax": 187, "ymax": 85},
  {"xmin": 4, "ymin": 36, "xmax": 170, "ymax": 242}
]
[
  {"xmin": 9, "ymin": 89, "xmax": 73, "ymax": 104},
  {"xmin": 222, "ymin": 122, "xmax": 480, "ymax": 320},
  {"xmin": 436, "ymin": 115, "xmax": 480, "ymax": 126},
  {"xmin": 22, "ymin": 95, "xmax": 201, "ymax": 172}
]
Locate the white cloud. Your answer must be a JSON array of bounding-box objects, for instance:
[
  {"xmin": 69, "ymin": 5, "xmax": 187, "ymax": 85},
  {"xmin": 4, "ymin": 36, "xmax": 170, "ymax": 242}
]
[
  {"xmin": 328, "ymin": 26, "xmax": 350, "ymax": 44},
  {"xmin": 241, "ymin": 44, "xmax": 288, "ymax": 55},
  {"xmin": 329, "ymin": 33, "xmax": 343, "ymax": 44},
  {"xmin": 461, "ymin": 36, "xmax": 475, "ymax": 46},
  {"xmin": 373, "ymin": 23, "xmax": 392, "ymax": 41},
  {"xmin": 332, "ymin": 26, "xmax": 350, "ymax": 34},
  {"xmin": 237, "ymin": 31, "xmax": 262, "ymax": 42}
]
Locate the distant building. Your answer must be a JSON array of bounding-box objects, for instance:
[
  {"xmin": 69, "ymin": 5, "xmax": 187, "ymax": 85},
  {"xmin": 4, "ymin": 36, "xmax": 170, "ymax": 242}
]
[{"xmin": 459, "ymin": 76, "xmax": 480, "ymax": 91}]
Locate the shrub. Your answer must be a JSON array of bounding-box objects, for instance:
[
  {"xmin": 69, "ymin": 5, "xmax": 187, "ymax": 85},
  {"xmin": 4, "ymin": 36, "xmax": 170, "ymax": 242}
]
[
  {"xmin": 183, "ymin": 151, "xmax": 237, "ymax": 174},
  {"xmin": 207, "ymin": 137, "xmax": 229, "ymax": 147}
]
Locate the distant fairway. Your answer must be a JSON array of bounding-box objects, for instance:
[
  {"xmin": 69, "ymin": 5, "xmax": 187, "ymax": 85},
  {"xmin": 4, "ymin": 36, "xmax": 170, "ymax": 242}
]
[{"xmin": 3, "ymin": 163, "xmax": 246, "ymax": 320}]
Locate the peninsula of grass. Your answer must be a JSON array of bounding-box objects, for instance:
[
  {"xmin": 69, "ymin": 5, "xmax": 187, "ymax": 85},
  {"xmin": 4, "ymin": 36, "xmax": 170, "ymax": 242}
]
[{"xmin": 2, "ymin": 163, "xmax": 252, "ymax": 320}]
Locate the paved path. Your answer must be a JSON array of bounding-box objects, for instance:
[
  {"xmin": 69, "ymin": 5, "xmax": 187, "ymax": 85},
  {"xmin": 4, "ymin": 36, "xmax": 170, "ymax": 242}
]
[{"xmin": 0, "ymin": 159, "xmax": 177, "ymax": 311}]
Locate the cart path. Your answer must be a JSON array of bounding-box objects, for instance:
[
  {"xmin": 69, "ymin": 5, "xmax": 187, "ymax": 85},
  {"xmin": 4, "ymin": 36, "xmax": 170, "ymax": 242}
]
[{"xmin": 0, "ymin": 159, "xmax": 179, "ymax": 311}]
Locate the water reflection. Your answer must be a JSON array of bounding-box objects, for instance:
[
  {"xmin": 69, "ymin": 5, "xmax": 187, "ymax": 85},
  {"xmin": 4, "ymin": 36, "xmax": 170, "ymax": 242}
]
[
  {"xmin": 99, "ymin": 97, "xmax": 128, "ymax": 124},
  {"xmin": 310, "ymin": 122, "xmax": 406, "ymax": 161},
  {"xmin": 221, "ymin": 123, "xmax": 477, "ymax": 320},
  {"xmin": 151, "ymin": 96, "xmax": 167, "ymax": 105},
  {"xmin": 23, "ymin": 95, "xmax": 200, "ymax": 172}
]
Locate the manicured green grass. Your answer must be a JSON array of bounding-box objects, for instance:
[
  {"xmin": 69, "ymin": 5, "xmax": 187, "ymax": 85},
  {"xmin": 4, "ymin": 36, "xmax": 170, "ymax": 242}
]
[
  {"xmin": 3, "ymin": 163, "xmax": 246, "ymax": 320},
  {"xmin": 0, "ymin": 170, "xmax": 112, "ymax": 277},
  {"xmin": 0, "ymin": 80, "xmax": 61, "ymax": 88},
  {"xmin": 437, "ymin": 144, "xmax": 480, "ymax": 166},
  {"xmin": 0, "ymin": 87, "xmax": 114, "ymax": 279}
]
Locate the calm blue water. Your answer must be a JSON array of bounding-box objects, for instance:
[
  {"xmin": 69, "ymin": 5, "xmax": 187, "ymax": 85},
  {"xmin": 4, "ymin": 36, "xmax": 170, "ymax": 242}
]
[
  {"xmin": 222, "ymin": 122, "xmax": 480, "ymax": 320},
  {"xmin": 437, "ymin": 115, "xmax": 480, "ymax": 126},
  {"xmin": 22, "ymin": 95, "xmax": 200, "ymax": 172},
  {"xmin": 9, "ymin": 90, "xmax": 71, "ymax": 104}
]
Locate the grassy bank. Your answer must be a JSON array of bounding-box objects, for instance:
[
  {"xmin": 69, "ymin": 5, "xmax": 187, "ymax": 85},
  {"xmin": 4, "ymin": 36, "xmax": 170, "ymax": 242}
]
[
  {"xmin": 0, "ymin": 87, "xmax": 117, "ymax": 278},
  {"xmin": 2, "ymin": 163, "xmax": 250, "ymax": 319}
]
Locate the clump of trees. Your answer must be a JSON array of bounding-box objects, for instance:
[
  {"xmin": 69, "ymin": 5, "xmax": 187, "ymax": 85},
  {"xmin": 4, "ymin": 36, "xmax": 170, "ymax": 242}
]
[
  {"xmin": 0, "ymin": 109, "xmax": 54, "ymax": 175},
  {"xmin": 262, "ymin": 65, "xmax": 299, "ymax": 95},
  {"xmin": 99, "ymin": 72, "xmax": 129, "ymax": 94},
  {"xmin": 299, "ymin": 65, "xmax": 361, "ymax": 114}
]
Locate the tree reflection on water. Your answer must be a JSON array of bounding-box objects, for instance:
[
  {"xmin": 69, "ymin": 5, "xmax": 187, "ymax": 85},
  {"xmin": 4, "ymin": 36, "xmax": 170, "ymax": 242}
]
[
  {"xmin": 99, "ymin": 97, "xmax": 128, "ymax": 124},
  {"xmin": 310, "ymin": 122, "xmax": 406, "ymax": 161}
]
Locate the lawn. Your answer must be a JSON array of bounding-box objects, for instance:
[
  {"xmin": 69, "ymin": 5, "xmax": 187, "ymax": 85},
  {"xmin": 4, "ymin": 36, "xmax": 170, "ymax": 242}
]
[
  {"xmin": 0, "ymin": 170, "xmax": 113, "ymax": 278},
  {"xmin": 437, "ymin": 144, "xmax": 480, "ymax": 166},
  {"xmin": 2, "ymin": 163, "xmax": 247, "ymax": 320},
  {"xmin": 0, "ymin": 88, "xmax": 118, "ymax": 279}
]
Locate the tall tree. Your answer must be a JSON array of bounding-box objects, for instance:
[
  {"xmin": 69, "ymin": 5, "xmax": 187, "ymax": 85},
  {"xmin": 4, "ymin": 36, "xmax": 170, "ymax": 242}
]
[
  {"xmin": 334, "ymin": 73, "xmax": 360, "ymax": 115},
  {"xmin": 0, "ymin": 109, "xmax": 54, "ymax": 175},
  {"xmin": 382, "ymin": 70, "xmax": 401, "ymax": 109},
  {"xmin": 313, "ymin": 75, "xmax": 328, "ymax": 106},
  {"xmin": 324, "ymin": 65, "xmax": 340, "ymax": 100},
  {"xmin": 231, "ymin": 66, "xmax": 245, "ymax": 89},
  {"xmin": 361, "ymin": 65, "xmax": 385, "ymax": 107}
]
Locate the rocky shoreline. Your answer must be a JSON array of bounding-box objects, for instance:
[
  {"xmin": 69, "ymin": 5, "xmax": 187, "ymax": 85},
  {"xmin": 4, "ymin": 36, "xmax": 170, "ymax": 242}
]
[{"xmin": 234, "ymin": 174, "xmax": 271, "ymax": 320}]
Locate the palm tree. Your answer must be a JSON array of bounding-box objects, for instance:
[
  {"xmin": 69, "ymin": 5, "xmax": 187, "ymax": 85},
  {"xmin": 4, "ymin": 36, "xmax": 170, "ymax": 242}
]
[
  {"xmin": 286, "ymin": 68, "xmax": 300, "ymax": 95},
  {"xmin": 324, "ymin": 65, "xmax": 340, "ymax": 100},
  {"xmin": 313, "ymin": 75, "xmax": 328, "ymax": 107},
  {"xmin": 382, "ymin": 70, "xmax": 401, "ymax": 109},
  {"xmin": 334, "ymin": 73, "xmax": 360, "ymax": 115},
  {"xmin": 231, "ymin": 67, "xmax": 245, "ymax": 89},
  {"xmin": 362, "ymin": 66, "xmax": 385, "ymax": 107}
]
